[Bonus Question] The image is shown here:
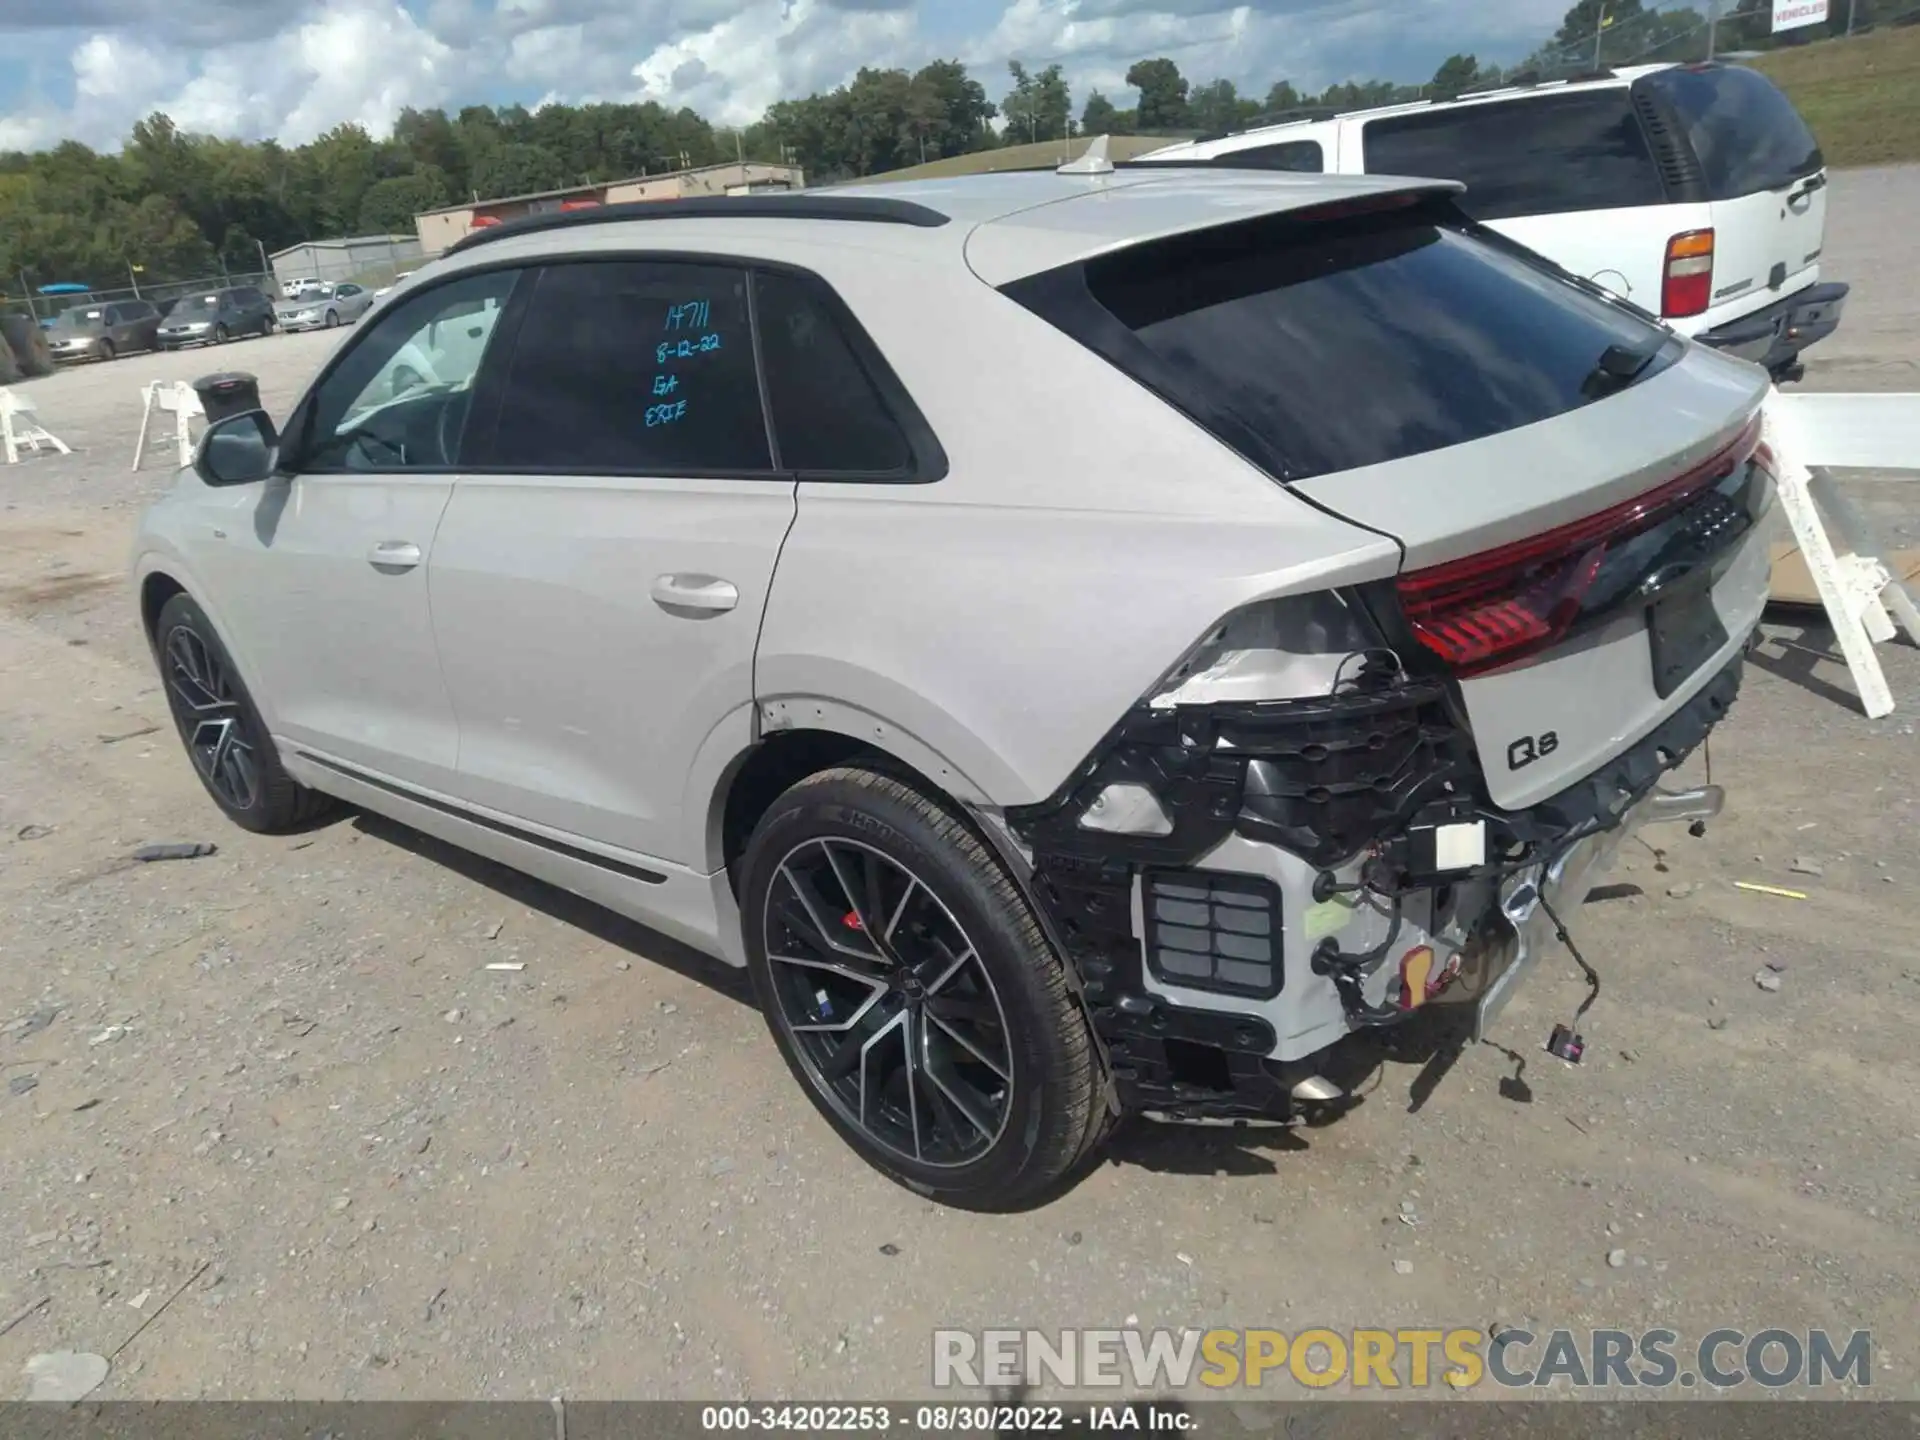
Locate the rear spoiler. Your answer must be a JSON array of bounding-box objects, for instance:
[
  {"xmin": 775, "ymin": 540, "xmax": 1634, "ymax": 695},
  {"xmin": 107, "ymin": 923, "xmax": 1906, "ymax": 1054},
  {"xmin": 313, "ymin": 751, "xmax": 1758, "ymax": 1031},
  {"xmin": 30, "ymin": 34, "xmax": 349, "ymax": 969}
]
[{"xmin": 965, "ymin": 174, "xmax": 1467, "ymax": 287}]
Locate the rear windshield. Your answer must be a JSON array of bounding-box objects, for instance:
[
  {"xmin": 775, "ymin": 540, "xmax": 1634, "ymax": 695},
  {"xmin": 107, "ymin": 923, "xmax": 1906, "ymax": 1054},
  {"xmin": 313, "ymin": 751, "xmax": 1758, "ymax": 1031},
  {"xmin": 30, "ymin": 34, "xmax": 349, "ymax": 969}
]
[
  {"xmin": 1363, "ymin": 90, "xmax": 1667, "ymax": 221},
  {"xmin": 1641, "ymin": 64, "xmax": 1821, "ymax": 199},
  {"xmin": 1004, "ymin": 203, "xmax": 1677, "ymax": 485}
]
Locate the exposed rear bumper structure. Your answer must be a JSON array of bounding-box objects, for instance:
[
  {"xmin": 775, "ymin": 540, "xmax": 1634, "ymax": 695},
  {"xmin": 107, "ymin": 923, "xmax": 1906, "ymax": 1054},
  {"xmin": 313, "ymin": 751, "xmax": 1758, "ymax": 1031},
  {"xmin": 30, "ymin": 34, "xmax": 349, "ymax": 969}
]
[
  {"xmin": 1697, "ymin": 280, "xmax": 1848, "ymax": 380},
  {"xmin": 1004, "ymin": 637, "xmax": 1752, "ymax": 1124},
  {"xmin": 1465, "ymin": 781, "xmax": 1724, "ymax": 1044}
]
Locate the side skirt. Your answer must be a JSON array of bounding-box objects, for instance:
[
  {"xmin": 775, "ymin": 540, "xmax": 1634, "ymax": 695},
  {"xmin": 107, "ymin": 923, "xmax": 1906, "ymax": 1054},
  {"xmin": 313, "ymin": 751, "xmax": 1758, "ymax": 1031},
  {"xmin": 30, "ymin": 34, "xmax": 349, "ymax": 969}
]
[{"xmin": 283, "ymin": 745, "xmax": 745, "ymax": 967}]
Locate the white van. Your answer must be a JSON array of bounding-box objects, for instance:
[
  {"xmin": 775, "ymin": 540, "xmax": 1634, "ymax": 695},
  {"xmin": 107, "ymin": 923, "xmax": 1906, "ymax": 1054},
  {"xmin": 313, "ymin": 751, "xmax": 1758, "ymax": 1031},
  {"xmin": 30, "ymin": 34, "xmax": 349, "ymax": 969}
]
[{"xmin": 1134, "ymin": 62, "xmax": 1845, "ymax": 381}]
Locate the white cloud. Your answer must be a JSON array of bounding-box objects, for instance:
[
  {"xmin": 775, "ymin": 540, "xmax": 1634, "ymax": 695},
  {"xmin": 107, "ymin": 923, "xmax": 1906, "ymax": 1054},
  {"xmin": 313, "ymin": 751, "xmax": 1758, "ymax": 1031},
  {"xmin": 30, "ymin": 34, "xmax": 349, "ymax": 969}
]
[
  {"xmin": 0, "ymin": 0, "xmax": 1580, "ymax": 154},
  {"xmin": 631, "ymin": 0, "xmax": 922, "ymax": 125}
]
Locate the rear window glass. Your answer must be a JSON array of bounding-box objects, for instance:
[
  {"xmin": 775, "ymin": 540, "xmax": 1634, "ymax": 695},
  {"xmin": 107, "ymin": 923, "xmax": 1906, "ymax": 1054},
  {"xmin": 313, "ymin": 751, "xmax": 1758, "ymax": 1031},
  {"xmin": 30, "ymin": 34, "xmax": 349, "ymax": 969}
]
[
  {"xmin": 1010, "ymin": 205, "xmax": 1675, "ymax": 484},
  {"xmin": 1642, "ymin": 65, "xmax": 1821, "ymax": 199},
  {"xmin": 1363, "ymin": 91, "xmax": 1666, "ymax": 220},
  {"xmin": 1214, "ymin": 140, "xmax": 1324, "ymax": 173}
]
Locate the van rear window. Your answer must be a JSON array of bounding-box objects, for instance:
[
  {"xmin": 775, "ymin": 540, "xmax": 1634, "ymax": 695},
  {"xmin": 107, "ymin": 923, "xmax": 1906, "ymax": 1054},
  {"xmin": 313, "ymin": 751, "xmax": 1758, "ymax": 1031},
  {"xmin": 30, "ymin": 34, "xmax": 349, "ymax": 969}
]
[
  {"xmin": 1003, "ymin": 203, "xmax": 1678, "ymax": 484},
  {"xmin": 1640, "ymin": 64, "xmax": 1821, "ymax": 199},
  {"xmin": 1363, "ymin": 91, "xmax": 1667, "ymax": 221}
]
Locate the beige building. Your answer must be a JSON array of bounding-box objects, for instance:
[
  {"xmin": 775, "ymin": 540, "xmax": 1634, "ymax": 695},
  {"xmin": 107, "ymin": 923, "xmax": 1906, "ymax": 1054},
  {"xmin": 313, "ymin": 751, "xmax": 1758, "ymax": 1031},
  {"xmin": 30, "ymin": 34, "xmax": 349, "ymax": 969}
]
[{"xmin": 415, "ymin": 161, "xmax": 807, "ymax": 256}]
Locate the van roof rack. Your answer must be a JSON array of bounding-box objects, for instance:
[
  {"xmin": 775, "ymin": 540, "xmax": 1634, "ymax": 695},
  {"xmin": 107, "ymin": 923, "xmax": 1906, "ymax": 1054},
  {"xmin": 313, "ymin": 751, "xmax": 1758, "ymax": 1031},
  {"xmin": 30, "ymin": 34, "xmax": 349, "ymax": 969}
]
[{"xmin": 445, "ymin": 194, "xmax": 951, "ymax": 256}]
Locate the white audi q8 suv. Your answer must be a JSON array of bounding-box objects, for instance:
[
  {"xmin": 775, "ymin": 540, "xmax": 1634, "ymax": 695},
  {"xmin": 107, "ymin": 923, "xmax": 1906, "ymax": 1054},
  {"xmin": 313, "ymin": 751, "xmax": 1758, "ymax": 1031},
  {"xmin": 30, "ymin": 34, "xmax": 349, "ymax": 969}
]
[{"xmin": 133, "ymin": 166, "xmax": 1773, "ymax": 1209}]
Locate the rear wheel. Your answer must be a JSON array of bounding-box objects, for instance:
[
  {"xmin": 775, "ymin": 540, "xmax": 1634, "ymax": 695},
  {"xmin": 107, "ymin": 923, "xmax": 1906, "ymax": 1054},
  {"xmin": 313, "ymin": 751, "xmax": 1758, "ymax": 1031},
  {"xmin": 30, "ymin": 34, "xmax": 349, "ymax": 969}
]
[
  {"xmin": 153, "ymin": 592, "xmax": 335, "ymax": 834},
  {"xmin": 740, "ymin": 766, "xmax": 1111, "ymax": 1211}
]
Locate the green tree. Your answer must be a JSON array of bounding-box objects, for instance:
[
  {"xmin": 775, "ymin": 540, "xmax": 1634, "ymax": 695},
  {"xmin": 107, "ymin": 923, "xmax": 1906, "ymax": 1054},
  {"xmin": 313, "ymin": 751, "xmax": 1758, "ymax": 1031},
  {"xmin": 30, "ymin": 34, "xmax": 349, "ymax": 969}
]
[
  {"xmin": 360, "ymin": 167, "xmax": 452, "ymax": 233},
  {"xmin": 1081, "ymin": 90, "xmax": 1128, "ymax": 135},
  {"xmin": 1261, "ymin": 80, "xmax": 1303, "ymax": 116},
  {"xmin": 470, "ymin": 142, "xmax": 564, "ymax": 200},
  {"xmin": 1001, "ymin": 61, "xmax": 1071, "ymax": 145},
  {"xmin": 1187, "ymin": 78, "xmax": 1246, "ymax": 135},
  {"xmin": 1126, "ymin": 57, "xmax": 1190, "ymax": 131},
  {"xmin": 1430, "ymin": 53, "xmax": 1482, "ymax": 93}
]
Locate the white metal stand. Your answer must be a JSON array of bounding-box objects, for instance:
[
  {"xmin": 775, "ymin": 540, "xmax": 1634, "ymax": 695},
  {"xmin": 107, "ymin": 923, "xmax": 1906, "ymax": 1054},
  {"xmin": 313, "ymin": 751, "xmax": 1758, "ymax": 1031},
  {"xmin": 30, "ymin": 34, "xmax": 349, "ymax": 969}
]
[
  {"xmin": 0, "ymin": 386, "xmax": 70, "ymax": 464},
  {"xmin": 133, "ymin": 379, "xmax": 205, "ymax": 472},
  {"xmin": 1764, "ymin": 389, "xmax": 1920, "ymax": 719}
]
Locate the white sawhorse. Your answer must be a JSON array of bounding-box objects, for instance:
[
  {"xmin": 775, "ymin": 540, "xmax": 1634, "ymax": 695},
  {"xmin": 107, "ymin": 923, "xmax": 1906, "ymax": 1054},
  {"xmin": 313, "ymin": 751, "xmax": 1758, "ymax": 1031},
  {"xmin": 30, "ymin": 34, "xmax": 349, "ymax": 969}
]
[
  {"xmin": 0, "ymin": 386, "xmax": 71, "ymax": 464},
  {"xmin": 1764, "ymin": 389, "xmax": 1920, "ymax": 719},
  {"xmin": 133, "ymin": 380, "xmax": 205, "ymax": 472}
]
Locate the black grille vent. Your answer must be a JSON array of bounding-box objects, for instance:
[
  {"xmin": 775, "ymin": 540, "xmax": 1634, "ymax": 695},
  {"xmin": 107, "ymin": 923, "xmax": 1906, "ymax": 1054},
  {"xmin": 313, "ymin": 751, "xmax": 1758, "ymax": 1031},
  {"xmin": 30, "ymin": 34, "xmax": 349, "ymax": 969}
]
[
  {"xmin": 1630, "ymin": 82, "xmax": 1705, "ymax": 199},
  {"xmin": 1143, "ymin": 870, "xmax": 1283, "ymax": 999}
]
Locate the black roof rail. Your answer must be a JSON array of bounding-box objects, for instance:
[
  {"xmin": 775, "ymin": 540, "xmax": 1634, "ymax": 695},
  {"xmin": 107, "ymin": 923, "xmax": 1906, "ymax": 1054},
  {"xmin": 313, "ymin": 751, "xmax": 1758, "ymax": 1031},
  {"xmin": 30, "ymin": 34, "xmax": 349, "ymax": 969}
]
[{"xmin": 445, "ymin": 193, "xmax": 950, "ymax": 256}]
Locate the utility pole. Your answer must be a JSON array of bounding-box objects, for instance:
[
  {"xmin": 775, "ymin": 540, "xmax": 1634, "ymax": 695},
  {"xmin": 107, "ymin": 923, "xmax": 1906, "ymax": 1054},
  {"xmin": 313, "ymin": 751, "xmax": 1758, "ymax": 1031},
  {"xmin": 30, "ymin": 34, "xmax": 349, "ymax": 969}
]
[
  {"xmin": 1707, "ymin": 0, "xmax": 1719, "ymax": 58},
  {"xmin": 1848, "ymin": 0, "xmax": 1858, "ymax": 34},
  {"xmin": 1594, "ymin": 3, "xmax": 1609, "ymax": 67},
  {"xmin": 127, "ymin": 263, "xmax": 143, "ymax": 298}
]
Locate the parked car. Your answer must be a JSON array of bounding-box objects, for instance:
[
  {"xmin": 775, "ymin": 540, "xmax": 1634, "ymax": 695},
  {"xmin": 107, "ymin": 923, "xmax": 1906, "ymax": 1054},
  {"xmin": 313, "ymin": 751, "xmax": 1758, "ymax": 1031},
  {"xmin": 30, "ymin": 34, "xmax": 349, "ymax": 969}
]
[
  {"xmin": 45, "ymin": 299, "xmax": 163, "ymax": 363},
  {"xmin": 156, "ymin": 287, "xmax": 276, "ymax": 349},
  {"xmin": 275, "ymin": 282, "xmax": 375, "ymax": 331},
  {"xmin": 1134, "ymin": 61, "xmax": 1843, "ymax": 383},
  {"xmin": 281, "ymin": 276, "xmax": 320, "ymax": 299},
  {"xmin": 133, "ymin": 177, "xmax": 1770, "ymax": 1209}
]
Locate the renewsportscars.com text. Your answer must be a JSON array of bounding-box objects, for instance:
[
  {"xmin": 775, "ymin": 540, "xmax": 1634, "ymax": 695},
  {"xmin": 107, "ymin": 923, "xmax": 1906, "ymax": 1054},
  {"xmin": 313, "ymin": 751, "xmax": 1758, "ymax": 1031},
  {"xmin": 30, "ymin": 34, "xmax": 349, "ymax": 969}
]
[{"xmin": 932, "ymin": 1327, "xmax": 1873, "ymax": 1392}]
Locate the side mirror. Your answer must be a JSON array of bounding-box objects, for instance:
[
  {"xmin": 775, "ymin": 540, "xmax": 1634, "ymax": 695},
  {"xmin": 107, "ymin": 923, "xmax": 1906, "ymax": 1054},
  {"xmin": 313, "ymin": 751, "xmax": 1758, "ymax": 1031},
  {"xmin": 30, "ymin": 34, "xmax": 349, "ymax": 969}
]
[{"xmin": 195, "ymin": 411, "xmax": 280, "ymax": 487}]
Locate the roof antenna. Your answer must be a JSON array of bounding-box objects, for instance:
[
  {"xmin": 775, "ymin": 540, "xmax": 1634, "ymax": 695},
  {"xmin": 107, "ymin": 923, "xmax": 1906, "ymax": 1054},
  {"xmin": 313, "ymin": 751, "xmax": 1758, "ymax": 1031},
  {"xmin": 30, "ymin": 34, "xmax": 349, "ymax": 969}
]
[{"xmin": 1057, "ymin": 133, "xmax": 1113, "ymax": 176}]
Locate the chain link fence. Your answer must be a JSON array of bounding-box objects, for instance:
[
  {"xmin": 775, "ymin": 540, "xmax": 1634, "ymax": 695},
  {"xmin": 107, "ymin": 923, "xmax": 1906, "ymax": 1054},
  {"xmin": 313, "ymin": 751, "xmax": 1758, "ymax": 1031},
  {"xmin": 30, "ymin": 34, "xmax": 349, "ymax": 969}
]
[{"xmin": 4, "ymin": 270, "xmax": 277, "ymax": 326}]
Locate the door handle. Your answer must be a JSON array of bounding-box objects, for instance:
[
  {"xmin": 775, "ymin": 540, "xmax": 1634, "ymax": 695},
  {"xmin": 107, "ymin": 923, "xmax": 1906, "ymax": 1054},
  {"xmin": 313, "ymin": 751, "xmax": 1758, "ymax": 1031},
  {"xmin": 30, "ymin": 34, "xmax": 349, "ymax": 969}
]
[
  {"xmin": 651, "ymin": 573, "xmax": 738, "ymax": 614},
  {"xmin": 368, "ymin": 540, "xmax": 422, "ymax": 571}
]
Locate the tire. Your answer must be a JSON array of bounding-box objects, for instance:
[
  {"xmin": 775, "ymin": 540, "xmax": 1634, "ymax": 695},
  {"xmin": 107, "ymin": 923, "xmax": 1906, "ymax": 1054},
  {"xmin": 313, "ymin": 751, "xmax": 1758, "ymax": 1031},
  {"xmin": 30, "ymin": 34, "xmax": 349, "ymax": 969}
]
[
  {"xmin": 324, "ymin": 310, "xmax": 339, "ymax": 329},
  {"xmin": 739, "ymin": 766, "xmax": 1111, "ymax": 1211},
  {"xmin": 214, "ymin": 323, "xmax": 229, "ymax": 343},
  {"xmin": 97, "ymin": 340, "xmax": 115, "ymax": 362},
  {"xmin": 153, "ymin": 592, "xmax": 335, "ymax": 835}
]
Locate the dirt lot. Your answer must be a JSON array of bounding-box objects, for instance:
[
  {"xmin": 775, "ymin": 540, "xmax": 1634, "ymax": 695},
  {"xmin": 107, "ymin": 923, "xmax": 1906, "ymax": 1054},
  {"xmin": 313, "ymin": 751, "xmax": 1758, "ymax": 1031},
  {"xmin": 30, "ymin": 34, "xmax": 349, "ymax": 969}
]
[{"xmin": 1, "ymin": 179, "xmax": 1917, "ymax": 1404}]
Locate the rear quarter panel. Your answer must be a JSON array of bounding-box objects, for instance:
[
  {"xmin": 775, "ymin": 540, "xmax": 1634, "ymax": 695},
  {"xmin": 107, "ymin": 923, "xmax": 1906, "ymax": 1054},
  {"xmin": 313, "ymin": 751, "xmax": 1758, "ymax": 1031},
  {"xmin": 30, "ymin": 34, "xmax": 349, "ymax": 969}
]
[{"xmin": 752, "ymin": 251, "xmax": 1402, "ymax": 808}]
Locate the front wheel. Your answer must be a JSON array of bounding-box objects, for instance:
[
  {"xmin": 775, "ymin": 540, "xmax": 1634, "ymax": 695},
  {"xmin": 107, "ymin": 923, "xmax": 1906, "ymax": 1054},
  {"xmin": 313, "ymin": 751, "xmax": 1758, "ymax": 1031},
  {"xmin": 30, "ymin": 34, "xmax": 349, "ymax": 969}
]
[
  {"xmin": 153, "ymin": 592, "xmax": 335, "ymax": 834},
  {"xmin": 214, "ymin": 323, "xmax": 229, "ymax": 343},
  {"xmin": 739, "ymin": 766, "xmax": 1112, "ymax": 1211},
  {"xmin": 323, "ymin": 310, "xmax": 339, "ymax": 329}
]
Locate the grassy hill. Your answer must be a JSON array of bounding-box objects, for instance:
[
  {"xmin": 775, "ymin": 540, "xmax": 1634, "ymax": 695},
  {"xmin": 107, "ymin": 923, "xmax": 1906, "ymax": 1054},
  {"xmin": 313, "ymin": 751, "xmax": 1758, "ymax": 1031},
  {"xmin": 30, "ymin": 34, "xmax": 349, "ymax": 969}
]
[
  {"xmin": 1754, "ymin": 21, "xmax": 1920, "ymax": 168},
  {"xmin": 852, "ymin": 134, "xmax": 1187, "ymax": 184}
]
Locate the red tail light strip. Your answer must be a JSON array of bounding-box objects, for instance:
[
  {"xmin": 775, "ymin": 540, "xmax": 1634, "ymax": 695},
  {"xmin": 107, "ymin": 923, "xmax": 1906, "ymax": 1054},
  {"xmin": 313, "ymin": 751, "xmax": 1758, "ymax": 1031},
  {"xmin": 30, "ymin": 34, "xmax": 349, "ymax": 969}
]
[{"xmin": 1396, "ymin": 411, "xmax": 1764, "ymax": 676}]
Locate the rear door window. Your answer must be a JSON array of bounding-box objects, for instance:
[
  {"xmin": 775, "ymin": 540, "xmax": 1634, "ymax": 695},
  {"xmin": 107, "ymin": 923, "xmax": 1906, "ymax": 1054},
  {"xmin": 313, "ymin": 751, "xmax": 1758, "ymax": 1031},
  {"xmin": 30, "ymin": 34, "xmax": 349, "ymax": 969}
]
[
  {"xmin": 1363, "ymin": 91, "xmax": 1667, "ymax": 220},
  {"xmin": 1639, "ymin": 64, "xmax": 1822, "ymax": 199},
  {"xmin": 490, "ymin": 260, "xmax": 772, "ymax": 474},
  {"xmin": 1005, "ymin": 203, "xmax": 1678, "ymax": 484}
]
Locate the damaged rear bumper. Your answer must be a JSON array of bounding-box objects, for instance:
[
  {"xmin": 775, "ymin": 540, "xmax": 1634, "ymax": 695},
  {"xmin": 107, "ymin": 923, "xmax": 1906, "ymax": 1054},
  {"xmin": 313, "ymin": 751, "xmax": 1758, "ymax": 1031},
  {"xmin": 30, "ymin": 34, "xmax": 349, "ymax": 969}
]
[
  {"xmin": 1002, "ymin": 648, "xmax": 1750, "ymax": 1124},
  {"xmin": 1464, "ymin": 782, "xmax": 1724, "ymax": 1043}
]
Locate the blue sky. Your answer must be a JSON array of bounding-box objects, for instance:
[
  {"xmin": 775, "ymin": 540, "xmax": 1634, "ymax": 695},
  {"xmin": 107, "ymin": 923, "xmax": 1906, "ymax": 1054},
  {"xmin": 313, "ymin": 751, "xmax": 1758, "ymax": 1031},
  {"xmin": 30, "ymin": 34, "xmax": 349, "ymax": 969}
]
[{"xmin": 0, "ymin": 0, "xmax": 1573, "ymax": 152}]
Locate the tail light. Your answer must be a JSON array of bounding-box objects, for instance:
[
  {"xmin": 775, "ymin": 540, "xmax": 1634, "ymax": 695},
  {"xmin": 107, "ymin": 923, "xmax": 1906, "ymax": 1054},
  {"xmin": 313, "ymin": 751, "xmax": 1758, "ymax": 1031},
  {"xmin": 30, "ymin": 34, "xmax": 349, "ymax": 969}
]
[
  {"xmin": 1662, "ymin": 229, "xmax": 1715, "ymax": 318},
  {"xmin": 1395, "ymin": 412, "xmax": 1762, "ymax": 676}
]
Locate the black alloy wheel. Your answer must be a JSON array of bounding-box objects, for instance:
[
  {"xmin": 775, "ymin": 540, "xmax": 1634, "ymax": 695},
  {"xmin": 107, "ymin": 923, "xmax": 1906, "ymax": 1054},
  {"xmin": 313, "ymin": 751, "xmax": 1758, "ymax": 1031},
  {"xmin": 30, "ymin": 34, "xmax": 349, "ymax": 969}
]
[
  {"xmin": 152, "ymin": 593, "xmax": 334, "ymax": 833},
  {"xmin": 762, "ymin": 835, "xmax": 1016, "ymax": 1168},
  {"xmin": 740, "ymin": 767, "xmax": 1113, "ymax": 1210}
]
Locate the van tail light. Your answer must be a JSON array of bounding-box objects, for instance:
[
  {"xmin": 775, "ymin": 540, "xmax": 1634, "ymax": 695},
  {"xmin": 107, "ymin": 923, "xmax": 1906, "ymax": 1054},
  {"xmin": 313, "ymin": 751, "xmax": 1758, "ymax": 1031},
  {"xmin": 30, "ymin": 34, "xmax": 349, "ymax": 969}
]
[
  {"xmin": 1395, "ymin": 412, "xmax": 1762, "ymax": 677},
  {"xmin": 1662, "ymin": 229, "xmax": 1715, "ymax": 318}
]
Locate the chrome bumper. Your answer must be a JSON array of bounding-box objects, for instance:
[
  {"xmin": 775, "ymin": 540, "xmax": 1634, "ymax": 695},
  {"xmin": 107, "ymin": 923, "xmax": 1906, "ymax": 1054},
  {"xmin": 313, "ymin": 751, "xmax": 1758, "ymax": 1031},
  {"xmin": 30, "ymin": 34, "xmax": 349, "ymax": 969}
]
[{"xmin": 1468, "ymin": 784, "xmax": 1725, "ymax": 1043}]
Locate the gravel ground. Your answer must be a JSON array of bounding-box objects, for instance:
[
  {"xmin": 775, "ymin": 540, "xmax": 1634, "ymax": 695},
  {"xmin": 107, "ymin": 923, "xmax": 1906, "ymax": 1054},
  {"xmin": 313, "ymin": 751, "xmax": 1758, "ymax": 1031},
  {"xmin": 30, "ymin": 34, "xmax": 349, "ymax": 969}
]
[{"xmin": 0, "ymin": 179, "xmax": 1916, "ymax": 1404}]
